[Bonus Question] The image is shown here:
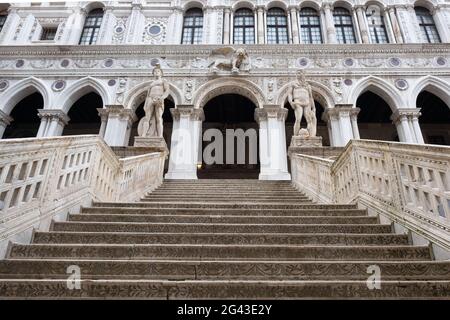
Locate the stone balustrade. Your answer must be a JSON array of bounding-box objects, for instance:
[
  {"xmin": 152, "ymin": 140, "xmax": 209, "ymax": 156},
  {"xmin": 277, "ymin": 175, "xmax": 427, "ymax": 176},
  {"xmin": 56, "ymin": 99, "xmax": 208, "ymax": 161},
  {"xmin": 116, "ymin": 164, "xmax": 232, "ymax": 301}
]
[
  {"xmin": 290, "ymin": 139, "xmax": 450, "ymax": 251},
  {"xmin": 0, "ymin": 135, "xmax": 166, "ymax": 257}
]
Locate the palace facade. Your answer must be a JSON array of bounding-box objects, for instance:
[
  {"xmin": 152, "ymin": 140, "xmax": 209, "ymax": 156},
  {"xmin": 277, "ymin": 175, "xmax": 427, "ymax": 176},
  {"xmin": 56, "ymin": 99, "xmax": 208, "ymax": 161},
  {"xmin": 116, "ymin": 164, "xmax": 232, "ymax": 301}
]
[{"xmin": 0, "ymin": 0, "xmax": 449, "ymax": 180}]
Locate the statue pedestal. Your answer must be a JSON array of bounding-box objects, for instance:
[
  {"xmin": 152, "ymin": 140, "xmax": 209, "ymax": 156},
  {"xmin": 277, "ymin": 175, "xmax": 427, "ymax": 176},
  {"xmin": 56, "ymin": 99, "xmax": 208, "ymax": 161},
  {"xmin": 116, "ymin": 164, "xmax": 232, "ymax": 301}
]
[
  {"xmin": 290, "ymin": 135, "xmax": 323, "ymax": 148},
  {"xmin": 134, "ymin": 136, "xmax": 168, "ymax": 152}
]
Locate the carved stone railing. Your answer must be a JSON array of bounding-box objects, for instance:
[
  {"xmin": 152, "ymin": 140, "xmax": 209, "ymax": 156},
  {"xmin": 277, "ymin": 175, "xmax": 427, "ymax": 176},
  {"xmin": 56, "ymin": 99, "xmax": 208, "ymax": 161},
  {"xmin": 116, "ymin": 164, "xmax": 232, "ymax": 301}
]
[
  {"xmin": 290, "ymin": 140, "xmax": 450, "ymax": 250},
  {"xmin": 0, "ymin": 135, "xmax": 165, "ymax": 257}
]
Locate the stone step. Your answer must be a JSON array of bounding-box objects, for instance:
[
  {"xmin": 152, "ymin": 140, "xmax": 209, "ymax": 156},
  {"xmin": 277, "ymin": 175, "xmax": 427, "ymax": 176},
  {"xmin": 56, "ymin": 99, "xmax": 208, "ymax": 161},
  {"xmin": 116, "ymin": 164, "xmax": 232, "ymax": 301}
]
[
  {"xmin": 80, "ymin": 207, "xmax": 369, "ymax": 217},
  {"xmin": 32, "ymin": 231, "xmax": 409, "ymax": 246},
  {"xmin": 92, "ymin": 201, "xmax": 358, "ymax": 210},
  {"xmin": 8, "ymin": 244, "xmax": 431, "ymax": 261},
  {"xmin": 2, "ymin": 279, "xmax": 449, "ymax": 299},
  {"xmin": 145, "ymin": 193, "xmax": 309, "ymax": 198},
  {"xmin": 51, "ymin": 221, "xmax": 392, "ymax": 234},
  {"xmin": 68, "ymin": 214, "xmax": 378, "ymax": 225},
  {"xmin": 141, "ymin": 197, "xmax": 312, "ymax": 203},
  {"xmin": 1, "ymin": 260, "xmax": 448, "ymax": 280}
]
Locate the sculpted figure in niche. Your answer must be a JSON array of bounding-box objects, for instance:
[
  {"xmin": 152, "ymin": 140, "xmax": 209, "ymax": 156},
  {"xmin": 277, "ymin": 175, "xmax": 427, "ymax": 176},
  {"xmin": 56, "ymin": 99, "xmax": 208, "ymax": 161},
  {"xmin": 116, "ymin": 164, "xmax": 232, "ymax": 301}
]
[
  {"xmin": 208, "ymin": 47, "xmax": 250, "ymax": 74},
  {"xmin": 138, "ymin": 64, "xmax": 170, "ymax": 138},
  {"xmin": 287, "ymin": 71, "xmax": 317, "ymax": 137}
]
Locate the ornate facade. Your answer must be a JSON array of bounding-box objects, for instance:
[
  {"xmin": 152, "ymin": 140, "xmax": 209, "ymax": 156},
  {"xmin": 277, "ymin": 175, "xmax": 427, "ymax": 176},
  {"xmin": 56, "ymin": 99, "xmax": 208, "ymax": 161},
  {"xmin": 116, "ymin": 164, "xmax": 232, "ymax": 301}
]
[{"xmin": 0, "ymin": 0, "xmax": 449, "ymax": 180}]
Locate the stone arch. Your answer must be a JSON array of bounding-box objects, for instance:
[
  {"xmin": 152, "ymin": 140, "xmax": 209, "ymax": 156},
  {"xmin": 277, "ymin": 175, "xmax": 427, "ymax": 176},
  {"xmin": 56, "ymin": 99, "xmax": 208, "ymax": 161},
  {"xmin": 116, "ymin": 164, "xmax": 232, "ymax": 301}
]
[
  {"xmin": 232, "ymin": 1, "xmax": 256, "ymax": 11},
  {"xmin": 299, "ymin": 1, "xmax": 321, "ymax": 11},
  {"xmin": 332, "ymin": 0, "xmax": 355, "ymax": 10},
  {"xmin": 59, "ymin": 77, "xmax": 110, "ymax": 113},
  {"xmin": 350, "ymin": 76, "xmax": 404, "ymax": 111},
  {"xmin": 81, "ymin": 1, "xmax": 105, "ymax": 12},
  {"xmin": 276, "ymin": 80, "xmax": 335, "ymax": 109},
  {"xmin": 183, "ymin": 0, "xmax": 205, "ymax": 11},
  {"xmin": 193, "ymin": 78, "xmax": 265, "ymax": 109},
  {"xmin": 124, "ymin": 81, "xmax": 183, "ymax": 112},
  {"xmin": 410, "ymin": 76, "xmax": 450, "ymax": 108},
  {"xmin": 0, "ymin": 77, "xmax": 50, "ymax": 115},
  {"xmin": 413, "ymin": 0, "xmax": 437, "ymax": 11},
  {"xmin": 363, "ymin": 0, "xmax": 387, "ymax": 9},
  {"xmin": 266, "ymin": 1, "xmax": 288, "ymax": 10}
]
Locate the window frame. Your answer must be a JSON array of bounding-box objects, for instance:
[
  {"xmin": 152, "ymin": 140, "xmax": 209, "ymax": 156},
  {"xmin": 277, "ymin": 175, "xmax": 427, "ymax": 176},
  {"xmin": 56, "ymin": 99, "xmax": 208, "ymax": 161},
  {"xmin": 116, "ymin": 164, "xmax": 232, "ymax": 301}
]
[
  {"xmin": 366, "ymin": 8, "xmax": 389, "ymax": 44},
  {"xmin": 333, "ymin": 7, "xmax": 357, "ymax": 44},
  {"xmin": 0, "ymin": 13, "xmax": 7, "ymax": 33},
  {"xmin": 415, "ymin": 7, "xmax": 441, "ymax": 43},
  {"xmin": 181, "ymin": 8, "xmax": 204, "ymax": 45},
  {"xmin": 233, "ymin": 8, "xmax": 255, "ymax": 44},
  {"xmin": 299, "ymin": 7, "xmax": 323, "ymax": 44},
  {"xmin": 266, "ymin": 7, "xmax": 289, "ymax": 44},
  {"xmin": 79, "ymin": 8, "xmax": 104, "ymax": 45},
  {"xmin": 40, "ymin": 26, "xmax": 57, "ymax": 41}
]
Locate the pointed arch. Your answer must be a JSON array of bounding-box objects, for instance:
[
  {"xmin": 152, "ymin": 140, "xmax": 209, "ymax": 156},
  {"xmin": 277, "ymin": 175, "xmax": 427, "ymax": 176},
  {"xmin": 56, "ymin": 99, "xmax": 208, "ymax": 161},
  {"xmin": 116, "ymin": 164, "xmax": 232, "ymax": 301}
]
[
  {"xmin": 0, "ymin": 77, "xmax": 50, "ymax": 115},
  {"xmin": 59, "ymin": 77, "xmax": 110, "ymax": 113},
  {"xmin": 350, "ymin": 76, "xmax": 405, "ymax": 111},
  {"xmin": 193, "ymin": 77, "xmax": 265, "ymax": 109},
  {"xmin": 124, "ymin": 80, "xmax": 183, "ymax": 111},
  {"xmin": 410, "ymin": 76, "xmax": 450, "ymax": 108},
  {"xmin": 276, "ymin": 80, "xmax": 335, "ymax": 109}
]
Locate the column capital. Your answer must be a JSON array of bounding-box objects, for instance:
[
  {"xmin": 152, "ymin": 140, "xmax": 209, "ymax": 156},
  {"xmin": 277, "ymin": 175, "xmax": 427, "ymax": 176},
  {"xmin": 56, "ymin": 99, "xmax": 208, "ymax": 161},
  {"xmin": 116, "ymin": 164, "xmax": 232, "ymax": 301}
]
[
  {"xmin": 172, "ymin": 6, "xmax": 184, "ymax": 14},
  {"xmin": 104, "ymin": 105, "xmax": 137, "ymax": 123},
  {"xmin": 256, "ymin": 5, "xmax": 265, "ymax": 12},
  {"xmin": 0, "ymin": 109, "xmax": 13, "ymax": 126},
  {"xmin": 37, "ymin": 109, "xmax": 70, "ymax": 125},
  {"xmin": 322, "ymin": 2, "xmax": 333, "ymax": 11},
  {"xmin": 171, "ymin": 106, "xmax": 204, "ymax": 121},
  {"xmin": 391, "ymin": 108, "xmax": 421, "ymax": 122},
  {"xmin": 323, "ymin": 105, "xmax": 359, "ymax": 120},
  {"xmin": 288, "ymin": 5, "xmax": 299, "ymax": 12},
  {"xmin": 255, "ymin": 106, "xmax": 288, "ymax": 123},
  {"xmin": 97, "ymin": 108, "xmax": 109, "ymax": 121}
]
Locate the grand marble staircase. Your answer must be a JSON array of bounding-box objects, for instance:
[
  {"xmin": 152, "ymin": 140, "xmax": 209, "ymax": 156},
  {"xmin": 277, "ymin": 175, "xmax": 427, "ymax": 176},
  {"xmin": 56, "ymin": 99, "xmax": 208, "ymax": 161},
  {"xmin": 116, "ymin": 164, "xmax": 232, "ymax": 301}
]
[{"xmin": 0, "ymin": 179, "xmax": 449, "ymax": 299}]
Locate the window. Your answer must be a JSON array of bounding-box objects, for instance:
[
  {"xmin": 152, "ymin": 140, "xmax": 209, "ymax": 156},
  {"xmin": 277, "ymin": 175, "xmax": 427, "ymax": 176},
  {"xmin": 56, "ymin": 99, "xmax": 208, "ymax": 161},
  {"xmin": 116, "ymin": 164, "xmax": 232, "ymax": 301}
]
[
  {"xmin": 40, "ymin": 27, "xmax": 57, "ymax": 41},
  {"xmin": 79, "ymin": 8, "xmax": 103, "ymax": 45},
  {"xmin": 267, "ymin": 8, "xmax": 289, "ymax": 44},
  {"xmin": 299, "ymin": 7, "xmax": 322, "ymax": 44},
  {"xmin": 0, "ymin": 14, "xmax": 6, "ymax": 33},
  {"xmin": 182, "ymin": 8, "xmax": 203, "ymax": 44},
  {"xmin": 366, "ymin": 7, "xmax": 389, "ymax": 43},
  {"xmin": 233, "ymin": 8, "xmax": 255, "ymax": 44},
  {"xmin": 415, "ymin": 7, "xmax": 441, "ymax": 43},
  {"xmin": 333, "ymin": 7, "xmax": 356, "ymax": 44}
]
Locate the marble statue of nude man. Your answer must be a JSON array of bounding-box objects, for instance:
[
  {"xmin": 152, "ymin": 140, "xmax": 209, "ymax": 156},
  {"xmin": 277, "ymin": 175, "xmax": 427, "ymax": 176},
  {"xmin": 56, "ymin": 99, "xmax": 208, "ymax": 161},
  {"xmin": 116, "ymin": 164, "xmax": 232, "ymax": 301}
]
[
  {"xmin": 287, "ymin": 71, "xmax": 317, "ymax": 137},
  {"xmin": 138, "ymin": 64, "xmax": 170, "ymax": 138}
]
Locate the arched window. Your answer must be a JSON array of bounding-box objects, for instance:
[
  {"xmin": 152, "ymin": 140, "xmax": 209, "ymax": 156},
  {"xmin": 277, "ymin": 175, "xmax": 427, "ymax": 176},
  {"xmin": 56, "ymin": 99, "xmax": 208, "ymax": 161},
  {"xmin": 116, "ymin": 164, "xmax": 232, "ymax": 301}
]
[
  {"xmin": 182, "ymin": 8, "xmax": 204, "ymax": 44},
  {"xmin": 299, "ymin": 7, "xmax": 322, "ymax": 44},
  {"xmin": 234, "ymin": 8, "xmax": 255, "ymax": 44},
  {"xmin": 0, "ymin": 11, "xmax": 7, "ymax": 33},
  {"xmin": 333, "ymin": 7, "xmax": 356, "ymax": 44},
  {"xmin": 366, "ymin": 7, "xmax": 389, "ymax": 43},
  {"xmin": 79, "ymin": 8, "xmax": 104, "ymax": 45},
  {"xmin": 415, "ymin": 7, "xmax": 441, "ymax": 43},
  {"xmin": 267, "ymin": 8, "xmax": 289, "ymax": 44}
]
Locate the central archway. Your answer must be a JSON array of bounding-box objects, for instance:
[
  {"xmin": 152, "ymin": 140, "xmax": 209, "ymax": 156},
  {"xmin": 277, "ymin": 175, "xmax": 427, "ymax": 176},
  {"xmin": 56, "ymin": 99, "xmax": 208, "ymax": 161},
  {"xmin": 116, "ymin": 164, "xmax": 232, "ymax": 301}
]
[{"xmin": 199, "ymin": 94, "xmax": 259, "ymax": 179}]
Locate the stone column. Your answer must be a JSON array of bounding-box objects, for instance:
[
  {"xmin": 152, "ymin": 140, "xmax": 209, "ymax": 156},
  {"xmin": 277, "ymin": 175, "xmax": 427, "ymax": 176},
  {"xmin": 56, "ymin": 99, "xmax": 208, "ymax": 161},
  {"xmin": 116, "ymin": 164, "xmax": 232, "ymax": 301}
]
[
  {"xmin": 386, "ymin": 6, "xmax": 404, "ymax": 43},
  {"xmin": 410, "ymin": 110, "xmax": 424, "ymax": 144},
  {"xmin": 255, "ymin": 106, "xmax": 291, "ymax": 181},
  {"xmin": 350, "ymin": 108, "xmax": 361, "ymax": 139},
  {"xmin": 165, "ymin": 106, "xmax": 204, "ymax": 180},
  {"xmin": 355, "ymin": 6, "xmax": 369, "ymax": 43},
  {"xmin": 68, "ymin": 7, "xmax": 87, "ymax": 44},
  {"xmin": 391, "ymin": 109, "xmax": 415, "ymax": 143},
  {"xmin": 98, "ymin": 6, "xmax": 116, "ymax": 44},
  {"xmin": 0, "ymin": 8, "xmax": 21, "ymax": 44},
  {"xmin": 125, "ymin": 1, "xmax": 144, "ymax": 44},
  {"xmin": 431, "ymin": 5, "xmax": 450, "ymax": 43},
  {"xmin": 103, "ymin": 105, "xmax": 137, "ymax": 146},
  {"xmin": 37, "ymin": 110, "xmax": 70, "ymax": 137},
  {"xmin": 0, "ymin": 110, "xmax": 13, "ymax": 139},
  {"xmin": 223, "ymin": 8, "xmax": 231, "ymax": 44},
  {"xmin": 256, "ymin": 6, "xmax": 265, "ymax": 44},
  {"xmin": 170, "ymin": 7, "xmax": 184, "ymax": 44},
  {"xmin": 405, "ymin": 4, "xmax": 422, "ymax": 43},
  {"xmin": 97, "ymin": 108, "xmax": 108, "ymax": 138},
  {"xmin": 324, "ymin": 106, "xmax": 359, "ymax": 147},
  {"xmin": 322, "ymin": 3, "xmax": 337, "ymax": 44},
  {"xmin": 289, "ymin": 6, "xmax": 300, "ymax": 44}
]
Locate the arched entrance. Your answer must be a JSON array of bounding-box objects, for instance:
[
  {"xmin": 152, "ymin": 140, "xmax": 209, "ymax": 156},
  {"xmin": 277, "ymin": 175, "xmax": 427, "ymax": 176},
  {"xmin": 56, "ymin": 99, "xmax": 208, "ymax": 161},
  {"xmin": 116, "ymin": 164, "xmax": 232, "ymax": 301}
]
[
  {"xmin": 3, "ymin": 92, "xmax": 43, "ymax": 139},
  {"xmin": 284, "ymin": 100, "xmax": 329, "ymax": 146},
  {"xmin": 417, "ymin": 91, "xmax": 450, "ymax": 145},
  {"xmin": 63, "ymin": 92, "xmax": 102, "ymax": 135},
  {"xmin": 129, "ymin": 98, "xmax": 174, "ymax": 146},
  {"xmin": 199, "ymin": 94, "xmax": 259, "ymax": 179},
  {"xmin": 356, "ymin": 91, "xmax": 399, "ymax": 141}
]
